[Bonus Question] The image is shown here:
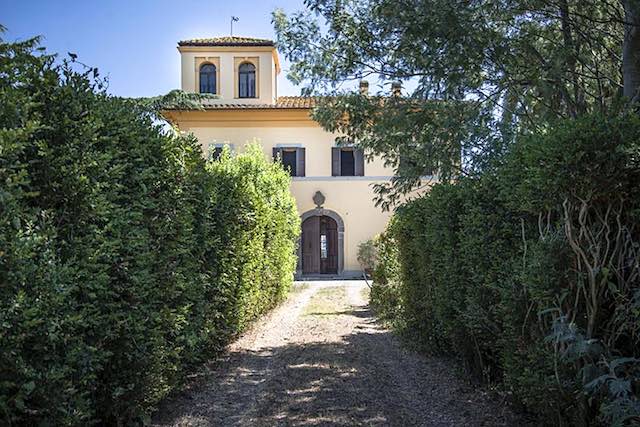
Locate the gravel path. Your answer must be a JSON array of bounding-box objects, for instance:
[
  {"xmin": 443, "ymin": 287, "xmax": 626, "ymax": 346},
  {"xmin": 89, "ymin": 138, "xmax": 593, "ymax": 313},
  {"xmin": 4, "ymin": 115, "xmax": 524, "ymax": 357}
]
[{"xmin": 152, "ymin": 281, "xmax": 521, "ymax": 426}]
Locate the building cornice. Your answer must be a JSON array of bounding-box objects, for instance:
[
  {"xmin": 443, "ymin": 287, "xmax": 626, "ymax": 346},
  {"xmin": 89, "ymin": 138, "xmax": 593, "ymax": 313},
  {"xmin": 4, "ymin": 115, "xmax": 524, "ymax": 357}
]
[
  {"xmin": 161, "ymin": 108, "xmax": 319, "ymax": 127},
  {"xmin": 177, "ymin": 45, "xmax": 275, "ymax": 53},
  {"xmin": 177, "ymin": 45, "xmax": 280, "ymax": 74}
]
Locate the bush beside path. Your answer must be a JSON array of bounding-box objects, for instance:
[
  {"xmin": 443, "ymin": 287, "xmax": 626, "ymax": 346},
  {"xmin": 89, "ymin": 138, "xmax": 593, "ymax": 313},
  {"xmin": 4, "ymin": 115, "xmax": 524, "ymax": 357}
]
[{"xmin": 0, "ymin": 35, "xmax": 299, "ymax": 425}]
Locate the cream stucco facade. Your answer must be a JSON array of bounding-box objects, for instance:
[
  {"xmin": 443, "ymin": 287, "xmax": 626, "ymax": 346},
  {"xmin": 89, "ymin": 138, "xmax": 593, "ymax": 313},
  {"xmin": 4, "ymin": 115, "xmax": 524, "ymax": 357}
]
[{"xmin": 166, "ymin": 36, "xmax": 397, "ymax": 277}]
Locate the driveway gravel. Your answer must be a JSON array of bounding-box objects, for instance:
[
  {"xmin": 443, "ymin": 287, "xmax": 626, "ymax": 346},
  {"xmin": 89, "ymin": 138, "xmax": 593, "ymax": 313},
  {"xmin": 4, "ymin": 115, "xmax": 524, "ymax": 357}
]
[{"xmin": 152, "ymin": 281, "xmax": 523, "ymax": 426}]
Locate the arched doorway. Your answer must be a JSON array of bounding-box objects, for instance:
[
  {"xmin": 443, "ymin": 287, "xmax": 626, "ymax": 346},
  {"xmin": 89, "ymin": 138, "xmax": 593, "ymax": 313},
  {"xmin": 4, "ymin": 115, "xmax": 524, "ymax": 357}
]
[{"xmin": 299, "ymin": 209, "xmax": 344, "ymax": 275}]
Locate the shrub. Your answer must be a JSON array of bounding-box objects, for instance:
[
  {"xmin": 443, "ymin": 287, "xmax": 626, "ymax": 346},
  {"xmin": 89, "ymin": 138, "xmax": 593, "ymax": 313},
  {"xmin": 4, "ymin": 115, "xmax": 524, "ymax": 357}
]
[
  {"xmin": 357, "ymin": 238, "xmax": 378, "ymax": 276},
  {"xmin": 206, "ymin": 143, "xmax": 300, "ymax": 334},
  {"xmin": 391, "ymin": 184, "xmax": 466, "ymax": 353},
  {"xmin": 372, "ymin": 111, "xmax": 640, "ymax": 425},
  {"xmin": 369, "ymin": 226, "xmax": 403, "ymax": 323},
  {"xmin": 0, "ymin": 36, "xmax": 299, "ymax": 425}
]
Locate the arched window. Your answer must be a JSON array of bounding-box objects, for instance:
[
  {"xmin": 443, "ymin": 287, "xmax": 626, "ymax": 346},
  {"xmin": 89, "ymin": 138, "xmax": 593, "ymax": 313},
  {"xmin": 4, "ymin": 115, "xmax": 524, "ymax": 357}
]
[
  {"xmin": 238, "ymin": 62, "xmax": 256, "ymax": 98},
  {"xmin": 199, "ymin": 63, "xmax": 216, "ymax": 94}
]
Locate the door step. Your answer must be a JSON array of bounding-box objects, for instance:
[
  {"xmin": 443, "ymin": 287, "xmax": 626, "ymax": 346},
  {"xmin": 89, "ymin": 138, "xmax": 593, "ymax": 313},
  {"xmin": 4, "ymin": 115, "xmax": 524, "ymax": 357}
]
[{"xmin": 295, "ymin": 272, "xmax": 365, "ymax": 281}]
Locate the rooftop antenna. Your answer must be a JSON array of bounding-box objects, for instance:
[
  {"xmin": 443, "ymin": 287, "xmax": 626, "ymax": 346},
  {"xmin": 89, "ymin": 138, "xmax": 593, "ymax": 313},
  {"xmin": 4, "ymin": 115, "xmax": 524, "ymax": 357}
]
[{"xmin": 230, "ymin": 16, "xmax": 239, "ymax": 36}]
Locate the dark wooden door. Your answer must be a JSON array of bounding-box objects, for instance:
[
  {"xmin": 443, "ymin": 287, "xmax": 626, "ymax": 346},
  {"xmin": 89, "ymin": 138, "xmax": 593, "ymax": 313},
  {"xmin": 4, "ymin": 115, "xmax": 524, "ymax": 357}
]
[
  {"xmin": 320, "ymin": 216, "xmax": 338, "ymax": 274},
  {"xmin": 302, "ymin": 215, "xmax": 338, "ymax": 275},
  {"xmin": 302, "ymin": 216, "xmax": 320, "ymax": 274}
]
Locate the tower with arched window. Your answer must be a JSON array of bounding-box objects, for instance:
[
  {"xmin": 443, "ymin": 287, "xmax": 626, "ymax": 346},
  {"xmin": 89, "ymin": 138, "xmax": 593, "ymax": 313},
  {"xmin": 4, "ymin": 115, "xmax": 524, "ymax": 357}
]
[{"xmin": 177, "ymin": 36, "xmax": 279, "ymax": 104}]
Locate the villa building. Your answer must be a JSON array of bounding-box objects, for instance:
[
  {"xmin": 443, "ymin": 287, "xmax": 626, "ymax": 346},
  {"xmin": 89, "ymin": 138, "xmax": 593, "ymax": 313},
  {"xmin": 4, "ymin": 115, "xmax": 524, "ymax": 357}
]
[{"xmin": 162, "ymin": 36, "xmax": 396, "ymax": 278}]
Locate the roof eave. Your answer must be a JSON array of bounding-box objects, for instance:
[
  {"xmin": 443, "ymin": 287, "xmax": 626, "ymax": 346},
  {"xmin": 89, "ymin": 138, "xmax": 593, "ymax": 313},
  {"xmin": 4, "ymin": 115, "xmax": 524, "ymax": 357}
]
[
  {"xmin": 177, "ymin": 42, "xmax": 274, "ymax": 47},
  {"xmin": 162, "ymin": 106, "xmax": 313, "ymax": 111}
]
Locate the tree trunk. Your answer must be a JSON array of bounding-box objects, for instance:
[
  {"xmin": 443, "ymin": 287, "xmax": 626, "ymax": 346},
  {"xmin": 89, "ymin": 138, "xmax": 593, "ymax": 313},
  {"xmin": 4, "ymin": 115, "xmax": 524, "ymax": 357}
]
[
  {"xmin": 623, "ymin": 0, "xmax": 640, "ymax": 105},
  {"xmin": 558, "ymin": 0, "xmax": 583, "ymax": 116}
]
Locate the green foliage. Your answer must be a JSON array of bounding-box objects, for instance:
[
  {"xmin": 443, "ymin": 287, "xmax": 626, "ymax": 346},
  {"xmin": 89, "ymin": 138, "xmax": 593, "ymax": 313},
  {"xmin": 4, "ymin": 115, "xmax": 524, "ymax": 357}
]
[
  {"xmin": 137, "ymin": 89, "xmax": 221, "ymax": 112},
  {"xmin": 394, "ymin": 184, "xmax": 466, "ymax": 353},
  {"xmin": 356, "ymin": 238, "xmax": 378, "ymax": 275},
  {"xmin": 0, "ymin": 36, "xmax": 299, "ymax": 425},
  {"xmin": 310, "ymin": 94, "xmax": 477, "ymax": 209},
  {"xmin": 206, "ymin": 143, "xmax": 300, "ymax": 333},
  {"xmin": 274, "ymin": 0, "xmax": 633, "ymax": 206},
  {"xmin": 369, "ymin": 223, "xmax": 403, "ymax": 324},
  {"xmin": 371, "ymin": 112, "xmax": 640, "ymax": 425}
]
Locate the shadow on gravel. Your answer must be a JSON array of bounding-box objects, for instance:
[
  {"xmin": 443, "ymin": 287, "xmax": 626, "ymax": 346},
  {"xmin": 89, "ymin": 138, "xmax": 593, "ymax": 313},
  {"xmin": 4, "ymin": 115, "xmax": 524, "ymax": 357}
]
[
  {"xmin": 305, "ymin": 306, "xmax": 373, "ymax": 319},
  {"xmin": 153, "ymin": 306, "xmax": 519, "ymax": 426}
]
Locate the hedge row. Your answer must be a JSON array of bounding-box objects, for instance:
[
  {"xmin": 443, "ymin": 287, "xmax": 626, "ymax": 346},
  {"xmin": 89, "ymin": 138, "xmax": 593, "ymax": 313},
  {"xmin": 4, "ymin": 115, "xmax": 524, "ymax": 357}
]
[
  {"xmin": 371, "ymin": 112, "xmax": 640, "ymax": 426},
  {"xmin": 0, "ymin": 37, "xmax": 299, "ymax": 425}
]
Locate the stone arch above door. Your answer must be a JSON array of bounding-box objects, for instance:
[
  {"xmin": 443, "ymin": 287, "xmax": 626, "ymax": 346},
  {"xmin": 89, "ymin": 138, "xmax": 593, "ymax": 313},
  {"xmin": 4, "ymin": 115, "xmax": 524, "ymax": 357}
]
[{"xmin": 298, "ymin": 208, "xmax": 345, "ymax": 276}]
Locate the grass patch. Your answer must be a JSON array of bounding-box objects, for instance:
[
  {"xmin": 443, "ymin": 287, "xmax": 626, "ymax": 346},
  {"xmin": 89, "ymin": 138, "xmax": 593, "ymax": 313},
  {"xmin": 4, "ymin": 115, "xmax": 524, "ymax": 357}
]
[
  {"xmin": 304, "ymin": 286, "xmax": 347, "ymax": 316},
  {"xmin": 290, "ymin": 282, "xmax": 310, "ymax": 294}
]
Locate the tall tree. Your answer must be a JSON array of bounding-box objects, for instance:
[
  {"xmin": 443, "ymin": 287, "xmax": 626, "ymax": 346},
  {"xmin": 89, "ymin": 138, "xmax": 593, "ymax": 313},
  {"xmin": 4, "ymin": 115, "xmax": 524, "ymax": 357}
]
[
  {"xmin": 623, "ymin": 0, "xmax": 640, "ymax": 103},
  {"xmin": 273, "ymin": 0, "xmax": 634, "ymax": 208}
]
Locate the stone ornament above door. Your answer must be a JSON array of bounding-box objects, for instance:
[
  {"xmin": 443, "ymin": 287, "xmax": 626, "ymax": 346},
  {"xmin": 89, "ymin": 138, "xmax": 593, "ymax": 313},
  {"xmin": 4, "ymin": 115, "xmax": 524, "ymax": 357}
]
[{"xmin": 313, "ymin": 191, "xmax": 325, "ymax": 208}]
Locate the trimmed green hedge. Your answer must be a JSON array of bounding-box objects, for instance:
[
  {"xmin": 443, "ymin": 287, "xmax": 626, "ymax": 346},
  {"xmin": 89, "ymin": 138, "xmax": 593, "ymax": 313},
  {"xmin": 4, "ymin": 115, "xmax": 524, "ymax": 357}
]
[
  {"xmin": 371, "ymin": 112, "xmax": 640, "ymax": 426},
  {"xmin": 0, "ymin": 37, "xmax": 299, "ymax": 425}
]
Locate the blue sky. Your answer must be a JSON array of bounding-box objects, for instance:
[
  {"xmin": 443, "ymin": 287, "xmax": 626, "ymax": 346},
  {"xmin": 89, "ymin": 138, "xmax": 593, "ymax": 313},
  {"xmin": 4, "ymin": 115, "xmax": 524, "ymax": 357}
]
[{"xmin": 2, "ymin": 0, "xmax": 307, "ymax": 97}]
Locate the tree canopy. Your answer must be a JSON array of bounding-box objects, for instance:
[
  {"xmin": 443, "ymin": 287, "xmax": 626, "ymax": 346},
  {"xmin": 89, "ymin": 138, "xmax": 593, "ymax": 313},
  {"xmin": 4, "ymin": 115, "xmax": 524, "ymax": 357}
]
[{"xmin": 273, "ymin": 0, "xmax": 640, "ymax": 208}]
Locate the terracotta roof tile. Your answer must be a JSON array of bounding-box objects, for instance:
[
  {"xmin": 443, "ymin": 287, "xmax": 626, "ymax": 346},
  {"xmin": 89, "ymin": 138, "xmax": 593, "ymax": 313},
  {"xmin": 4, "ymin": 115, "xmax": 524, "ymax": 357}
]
[
  {"xmin": 194, "ymin": 96, "xmax": 319, "ymax": 110},
  {"xmin": 275, "ymin": 96, "xmax": 318, "ymax": 108},
  {"xmin": 178, "ymin": 36, "xmax": 274, "ymax": 47}
]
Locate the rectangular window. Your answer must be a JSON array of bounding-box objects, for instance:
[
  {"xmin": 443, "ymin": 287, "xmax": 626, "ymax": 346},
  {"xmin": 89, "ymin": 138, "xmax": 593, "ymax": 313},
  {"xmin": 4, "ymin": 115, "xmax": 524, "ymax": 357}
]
[
  {"xmin": 332, "ymin": 147, "xmax": 365, "ymax": 176},
  {"xmin": 340, "ymin": 149, "xmax": 355, "ymax": 176},
  {"xmin": 210, "ymin": 146, "xmax": 223, "ymax": 161},
  {"xmin": 209, "ymin": 143, "xmax": 234, "ymax": 161},
  {"xmin": 273, "ymin": 147, "xmax": 305, "ymax": 177},
  {"xmin": 282, "ymin": 150, "xmax": 297, "ymax": 176}
]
